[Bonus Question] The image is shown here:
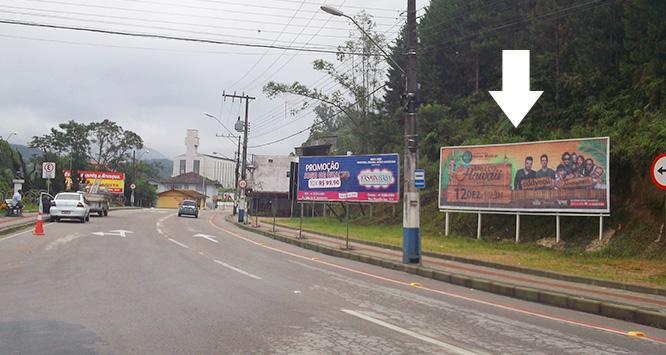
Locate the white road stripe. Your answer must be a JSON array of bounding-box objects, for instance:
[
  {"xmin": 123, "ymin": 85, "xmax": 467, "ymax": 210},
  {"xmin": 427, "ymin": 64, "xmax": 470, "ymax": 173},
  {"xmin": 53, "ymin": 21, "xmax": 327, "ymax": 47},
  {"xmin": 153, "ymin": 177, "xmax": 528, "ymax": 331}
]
[
  {"xmin": 341, "ymin": 309, "xmax": 480, "ymax": 355},
  {"xmin": 0, "ymin": 229, "xmax": 33, "ymax": 242},
  {"xmin": 213, "ymin": 259, "xmax": 262, "ymax": 280},
  {"xmin": 168, "ymin": 238, "xmax": 190, "ymax": 249}
]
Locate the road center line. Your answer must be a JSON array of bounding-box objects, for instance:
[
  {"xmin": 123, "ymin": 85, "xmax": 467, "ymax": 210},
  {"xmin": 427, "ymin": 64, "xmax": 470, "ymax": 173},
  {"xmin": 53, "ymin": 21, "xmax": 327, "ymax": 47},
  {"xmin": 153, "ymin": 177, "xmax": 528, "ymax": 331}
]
[
  {"xmin": 213, "ymin": 259, "xmax": 262, "ymax": 280},
  {"xmin": 168, "ymin": 238, "xmax": 190, "ymax": 249},
  {"xmin": 341, "ymin": 309, "xmax": 480, "ymax": 355}
]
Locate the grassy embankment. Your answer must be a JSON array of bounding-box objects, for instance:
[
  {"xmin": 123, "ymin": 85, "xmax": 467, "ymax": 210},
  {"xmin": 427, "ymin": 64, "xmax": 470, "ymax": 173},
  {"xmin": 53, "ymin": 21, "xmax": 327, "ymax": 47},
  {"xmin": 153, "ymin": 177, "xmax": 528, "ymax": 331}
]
[{"xmin": 259, "ymin": 216, "xmax": 666, "ymax": 288}]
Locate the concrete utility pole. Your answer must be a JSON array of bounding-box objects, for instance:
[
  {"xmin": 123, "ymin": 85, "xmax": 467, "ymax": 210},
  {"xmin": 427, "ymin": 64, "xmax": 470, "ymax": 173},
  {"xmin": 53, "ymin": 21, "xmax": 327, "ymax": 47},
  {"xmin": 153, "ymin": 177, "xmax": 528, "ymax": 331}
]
[
  {"xmin": 402, "ymin": 0, "xmax": 420, "ymax": 264},
  {"xmin": 223, "ymin": 92, "xmax": 256, "ymax": 223},
  {"xmin": 234, "ymin": 135, "xmax": 241, "ymax": 215}
]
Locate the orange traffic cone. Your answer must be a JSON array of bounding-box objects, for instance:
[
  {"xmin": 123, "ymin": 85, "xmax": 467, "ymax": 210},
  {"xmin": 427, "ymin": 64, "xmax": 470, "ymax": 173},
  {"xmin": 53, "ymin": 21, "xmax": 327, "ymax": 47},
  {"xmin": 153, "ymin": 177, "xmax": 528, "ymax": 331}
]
[{"xmin": 33, "ymin": 211, "xmax": 45, "ymax": 236}]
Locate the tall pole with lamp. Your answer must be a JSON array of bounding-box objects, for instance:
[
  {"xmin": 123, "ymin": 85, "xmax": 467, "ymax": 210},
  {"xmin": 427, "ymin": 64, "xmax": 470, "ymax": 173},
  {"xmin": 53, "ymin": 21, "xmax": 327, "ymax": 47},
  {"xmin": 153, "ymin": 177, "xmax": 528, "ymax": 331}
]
[
  {"xmin": 321, "ymin": 2, "xmax": 420, "ymax": 263},
  {"xmin": 204, "ymin": 112, "xmax": 242, "ymax": 214}
]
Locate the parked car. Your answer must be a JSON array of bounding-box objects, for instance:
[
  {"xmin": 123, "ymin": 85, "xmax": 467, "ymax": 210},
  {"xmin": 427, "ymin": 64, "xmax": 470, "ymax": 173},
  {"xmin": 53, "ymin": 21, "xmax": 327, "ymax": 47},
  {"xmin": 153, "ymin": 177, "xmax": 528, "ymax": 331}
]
[
  {"xmin": 178, "ymin": 200, "xmax": 199, "ymax": 218},
  {"xmin": 49, "ymin": 192, "xmax": 91, "ymax": 223}
]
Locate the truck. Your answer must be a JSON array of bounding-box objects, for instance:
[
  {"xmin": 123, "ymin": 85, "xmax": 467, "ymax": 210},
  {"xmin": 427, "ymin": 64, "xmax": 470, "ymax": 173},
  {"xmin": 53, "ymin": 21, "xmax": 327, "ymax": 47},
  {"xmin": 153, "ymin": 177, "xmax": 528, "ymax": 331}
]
[{"xmin": 83, "ymin": 178, "xmax": 110, "ymax": 217}]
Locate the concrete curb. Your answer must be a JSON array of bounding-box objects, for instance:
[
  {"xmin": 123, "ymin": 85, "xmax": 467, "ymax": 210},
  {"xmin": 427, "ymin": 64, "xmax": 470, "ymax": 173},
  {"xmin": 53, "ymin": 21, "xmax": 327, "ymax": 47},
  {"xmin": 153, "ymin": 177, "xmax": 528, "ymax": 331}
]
[
  {"xmin": 268, "ymin": 222, "xmax": 666, "ymax": 297},
  {"xmin": 231, "ymin": 217, "xmax": 666, "ymax": 330}
]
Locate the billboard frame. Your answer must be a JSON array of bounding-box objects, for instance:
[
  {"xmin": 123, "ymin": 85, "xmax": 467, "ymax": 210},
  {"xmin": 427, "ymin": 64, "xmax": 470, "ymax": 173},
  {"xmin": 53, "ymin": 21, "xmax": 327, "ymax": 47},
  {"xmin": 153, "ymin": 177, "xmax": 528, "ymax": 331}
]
[
  {"xmin": 438, "ymin": 136, "xmax": 610, "ymax": 214},
  {"xmin": 296, "ymin": 153, "xmax": 400, "ymax": 204}
]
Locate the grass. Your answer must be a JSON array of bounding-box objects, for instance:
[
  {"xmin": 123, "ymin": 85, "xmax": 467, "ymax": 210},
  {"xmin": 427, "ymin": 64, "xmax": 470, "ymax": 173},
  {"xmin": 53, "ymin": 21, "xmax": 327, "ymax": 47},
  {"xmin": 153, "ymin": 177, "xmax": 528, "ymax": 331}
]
[{"xmin": 260, "ymin": 216, "xmax": 666, "ymax": 288}]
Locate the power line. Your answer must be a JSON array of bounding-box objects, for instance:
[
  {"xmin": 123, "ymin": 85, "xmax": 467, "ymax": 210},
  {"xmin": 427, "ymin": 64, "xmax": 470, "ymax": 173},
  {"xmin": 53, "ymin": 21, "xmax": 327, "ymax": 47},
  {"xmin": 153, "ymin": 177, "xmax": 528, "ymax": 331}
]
[
  {"xmin": 0, "ymin": 18, "xmax": 384, "ymax": 55},
  {"xmin": 249, "ymin": 83, "xmax": 387, "ymax": 148}
]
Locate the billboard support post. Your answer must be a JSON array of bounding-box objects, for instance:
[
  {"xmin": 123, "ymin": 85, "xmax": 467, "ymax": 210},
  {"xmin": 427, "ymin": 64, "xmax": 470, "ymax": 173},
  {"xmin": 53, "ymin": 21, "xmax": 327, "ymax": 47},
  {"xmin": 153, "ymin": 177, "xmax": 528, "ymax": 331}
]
[
  {"xmin": 298, "ymin": 203, "xmax": 304, "ymax": 239},
  {"xmin": 445, "ymin": 211, "xmax": 450, "ymax": 236},
  {"xmin": 556, "ymin": 215, "xmax": 561, "ymax": 243},
  {"xmin": 515, "ymin": 213, "xmax": 521, "ymax": 243},
  {"xmin": 599, "ymin": 215, "xmax": 604, "ymax": 241},
  {"xmin": 272, "ymin": 197, "xmax": 277, "ymax": 233},
  {"xmin": 345, "ymin": 203, "xmax": 350, "ymax": 250},
  {"xmin": 477, "ymin": 213, "xmax": 482, "ymax": 240}
]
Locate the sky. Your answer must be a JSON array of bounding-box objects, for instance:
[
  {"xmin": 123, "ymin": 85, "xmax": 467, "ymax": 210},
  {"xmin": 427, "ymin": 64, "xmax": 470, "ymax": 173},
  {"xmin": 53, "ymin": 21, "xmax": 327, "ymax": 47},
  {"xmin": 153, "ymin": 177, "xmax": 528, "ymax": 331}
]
[{"xmin": 0, "ymin": 0, "xmax": 429, "ymax": 160}]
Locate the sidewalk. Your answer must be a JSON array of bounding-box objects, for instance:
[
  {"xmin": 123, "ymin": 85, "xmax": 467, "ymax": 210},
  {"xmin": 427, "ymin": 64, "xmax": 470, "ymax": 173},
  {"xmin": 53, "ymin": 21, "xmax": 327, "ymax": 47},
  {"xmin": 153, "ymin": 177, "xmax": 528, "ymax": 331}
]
[
  {"xmin": 231, "ymin": 217, "xmax": 666, "ymax": 329},
  {"xmin": 0, "ymin": 212, "xmax": 41, "ymax": 235}
]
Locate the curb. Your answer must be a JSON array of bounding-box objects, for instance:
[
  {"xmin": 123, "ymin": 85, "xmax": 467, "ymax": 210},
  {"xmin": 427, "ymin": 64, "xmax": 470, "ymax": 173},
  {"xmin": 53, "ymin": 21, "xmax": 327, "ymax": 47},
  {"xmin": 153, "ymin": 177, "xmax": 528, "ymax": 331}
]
[
  {"xmin": 231, "ymin": 217, "xmax": 666, "ymax": 330},
  {"xmin": 267, "ymin": 221, "xmax": 666, "ymax": 297}
]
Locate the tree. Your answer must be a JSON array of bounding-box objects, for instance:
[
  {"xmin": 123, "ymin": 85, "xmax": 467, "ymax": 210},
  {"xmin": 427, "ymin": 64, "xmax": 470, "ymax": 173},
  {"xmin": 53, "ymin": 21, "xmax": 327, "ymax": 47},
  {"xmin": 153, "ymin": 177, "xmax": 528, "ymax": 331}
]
[
  {"xmin": 263, "ymin": 12, "xmax": 388, "ymax": 153},
  {"xmin": 88, "ymin": 119, "xmax": 143, "ymax": 170}
]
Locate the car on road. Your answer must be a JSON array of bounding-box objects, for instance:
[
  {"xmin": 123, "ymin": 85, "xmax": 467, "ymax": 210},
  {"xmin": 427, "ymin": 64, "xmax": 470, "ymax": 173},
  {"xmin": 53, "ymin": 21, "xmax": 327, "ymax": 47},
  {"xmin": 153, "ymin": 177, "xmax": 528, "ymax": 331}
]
[
  {"xmin": 178, "ymin": 200, "xmax": 199, "ymax": 218},
  {"xmin": 49, "ymin": 192, "xmax": 91, "ymax": 223}
]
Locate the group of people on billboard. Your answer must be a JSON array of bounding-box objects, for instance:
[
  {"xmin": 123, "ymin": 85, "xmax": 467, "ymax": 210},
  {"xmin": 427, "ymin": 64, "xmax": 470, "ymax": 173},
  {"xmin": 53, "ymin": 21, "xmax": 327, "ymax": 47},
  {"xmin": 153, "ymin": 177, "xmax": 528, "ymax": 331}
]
[{"xmin": 514, "ymin": 151, "xmax": 605, "ymax": 191}]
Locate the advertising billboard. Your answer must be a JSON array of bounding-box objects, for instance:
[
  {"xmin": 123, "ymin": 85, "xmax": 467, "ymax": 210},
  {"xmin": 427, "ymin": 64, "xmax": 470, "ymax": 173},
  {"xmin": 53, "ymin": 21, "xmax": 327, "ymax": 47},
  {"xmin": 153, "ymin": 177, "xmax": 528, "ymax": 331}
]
[
  {"xmin": 439, "ymin": 137, "xmax": 609, "ymax": 213},
  {"xmin": 298, "ymin": 154, "xmax": 400, "ymax": 203},
  {"xmin": 64, "ymin": 170, "xmax": 126, "ymax": 194}
]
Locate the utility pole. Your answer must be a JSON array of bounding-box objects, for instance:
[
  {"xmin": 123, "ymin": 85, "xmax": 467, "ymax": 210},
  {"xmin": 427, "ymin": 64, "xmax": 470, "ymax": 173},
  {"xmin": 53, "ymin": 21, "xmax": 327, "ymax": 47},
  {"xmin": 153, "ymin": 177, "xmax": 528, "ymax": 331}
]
[
  {"xmin": 223, "ymin": 91, "xmax": 255, "ymax": 223},
  {"xmin": 131, "ymin": 149, "xmax": 136, "ymax": 207},
  {"xmin": 402, "ymin": 0, "xmax": 420, "ymax": 264},
  {"xmin": 233, "ymin": 135, "xmax": 241, "ymax": 215}
]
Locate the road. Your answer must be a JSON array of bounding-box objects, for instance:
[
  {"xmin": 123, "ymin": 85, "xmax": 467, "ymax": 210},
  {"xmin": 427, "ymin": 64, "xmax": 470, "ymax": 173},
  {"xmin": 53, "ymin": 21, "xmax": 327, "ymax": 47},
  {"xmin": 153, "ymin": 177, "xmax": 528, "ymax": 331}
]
[{"xmin": 1, "ymin": 209, "xmax": 665, "ymax": 354}]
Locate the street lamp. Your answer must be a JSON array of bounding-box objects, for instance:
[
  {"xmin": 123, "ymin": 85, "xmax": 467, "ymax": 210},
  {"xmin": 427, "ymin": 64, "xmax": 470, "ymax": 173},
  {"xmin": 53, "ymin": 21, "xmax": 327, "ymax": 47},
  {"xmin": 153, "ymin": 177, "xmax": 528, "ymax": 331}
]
[
  {"xmin": 321, "ymin": 3, "xmax": 421, "ymax": 264},
  {"xmin": 1, "ymin": 131, "xmax": 18, "ymax": 142},
  {"xmin": 204, "ymin": 112, "xmax": 242, "ymax": 215}
]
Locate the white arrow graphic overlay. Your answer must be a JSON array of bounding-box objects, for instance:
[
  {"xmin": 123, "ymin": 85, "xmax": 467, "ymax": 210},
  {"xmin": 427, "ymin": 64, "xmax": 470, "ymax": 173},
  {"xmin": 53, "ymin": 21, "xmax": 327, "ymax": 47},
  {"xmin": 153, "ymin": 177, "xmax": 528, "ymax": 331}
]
[
  {"xmin": 193, "ymin": 234, "xmax": 219, "ymax": 243},
  {"xmin": 489, "ymin": 50, "xmax": 543, "ymax": 127}
]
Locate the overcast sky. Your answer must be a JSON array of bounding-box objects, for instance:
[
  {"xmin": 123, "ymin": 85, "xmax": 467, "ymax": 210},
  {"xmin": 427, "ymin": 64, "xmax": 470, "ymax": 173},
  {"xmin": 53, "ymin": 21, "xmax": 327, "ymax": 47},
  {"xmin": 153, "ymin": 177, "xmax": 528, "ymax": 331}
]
[{"xmin": 0, "ymin": 0, "xmax": 429, "ymax": 160}]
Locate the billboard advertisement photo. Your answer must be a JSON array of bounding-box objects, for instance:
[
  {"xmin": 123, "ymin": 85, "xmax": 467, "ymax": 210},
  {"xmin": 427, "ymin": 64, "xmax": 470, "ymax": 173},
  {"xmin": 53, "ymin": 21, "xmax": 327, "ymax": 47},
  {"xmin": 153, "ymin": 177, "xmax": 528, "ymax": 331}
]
[
  {"xmin": 298, "ymin": 154, "xmax": 400, "ymax": 203},
  {"xmin": 65, "ymin": 170, "xmax": 126, "ymax": 194},
  {"xmin": 439, "ymin": 137, "xmax": 609, "ymax": 213}
]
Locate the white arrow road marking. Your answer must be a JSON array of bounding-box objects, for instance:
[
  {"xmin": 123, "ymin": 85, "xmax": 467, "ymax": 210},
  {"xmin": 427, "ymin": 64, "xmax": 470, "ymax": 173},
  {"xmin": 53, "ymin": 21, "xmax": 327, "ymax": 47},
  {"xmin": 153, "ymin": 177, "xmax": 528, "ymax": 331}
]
[
  {"xmin": 341, "ymin": 309, "xmax": 482, "ymax": 355},
  {"xmin": 489, "ymin": 50, "xmax": 543, "ymax": 127},
  {"xmin": 168, "ymin": 238, "xmax": 190, "ymax": 249},
  {"xmin": 193, "ymin": 233, "xmax": 219, "ymax": 243},
  {"xmin": 92, "ymin": 230, "xmax": 134, "ymax": 237},
  {"xmin": 213, "ymin": 259, "xmax": 261, "ymax": 280}
]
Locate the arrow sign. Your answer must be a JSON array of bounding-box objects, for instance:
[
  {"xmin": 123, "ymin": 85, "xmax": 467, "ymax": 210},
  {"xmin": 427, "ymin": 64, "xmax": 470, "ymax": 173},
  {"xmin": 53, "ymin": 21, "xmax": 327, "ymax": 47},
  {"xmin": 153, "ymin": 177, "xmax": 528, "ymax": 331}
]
[
  {"xmin": 659, "ymin": 167, "xmax": 665, "ymax": 175},
  {"xmin": 489, "ymin": 50, "xmax": 543, "ymax": 127},
  {"xmin": 92, "ymin": 230, "xmax": 134, "ymax": 238},
  {"xmin": 193, "ymin": 233, "xmax": 219, "ymax": 243}
]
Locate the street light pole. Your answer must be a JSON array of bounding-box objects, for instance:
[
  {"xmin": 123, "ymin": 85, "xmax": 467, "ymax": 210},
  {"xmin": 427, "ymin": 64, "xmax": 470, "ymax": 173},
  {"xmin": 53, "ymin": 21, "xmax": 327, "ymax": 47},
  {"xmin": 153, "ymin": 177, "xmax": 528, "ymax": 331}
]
[{"xmin": 320, "ymin": 2, "xmax": 420, "ymax": 264}]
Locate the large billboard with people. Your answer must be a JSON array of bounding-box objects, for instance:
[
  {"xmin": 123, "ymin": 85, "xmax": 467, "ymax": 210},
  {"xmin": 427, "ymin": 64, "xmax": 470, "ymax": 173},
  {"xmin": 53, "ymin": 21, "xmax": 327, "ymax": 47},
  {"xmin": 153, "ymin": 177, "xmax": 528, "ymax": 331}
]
[
  {"xmin": 298, "ymin": 154, "xmax": 400, "ymax": 203},
  {"xmin": 64, "ymin": 170, "xmax": 126, "ymax": 194},
  {"xmin": 439, "ymin": 137, "xmax": 609, "ymax": 213}
]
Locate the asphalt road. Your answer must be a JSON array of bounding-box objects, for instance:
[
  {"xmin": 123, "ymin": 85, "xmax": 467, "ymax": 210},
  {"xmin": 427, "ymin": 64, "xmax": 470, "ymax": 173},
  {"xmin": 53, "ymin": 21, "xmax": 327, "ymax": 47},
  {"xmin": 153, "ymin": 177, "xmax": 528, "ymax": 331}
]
[{"xmin": 1, "ymin": 209, "xmax": 665, "ymax": 354}]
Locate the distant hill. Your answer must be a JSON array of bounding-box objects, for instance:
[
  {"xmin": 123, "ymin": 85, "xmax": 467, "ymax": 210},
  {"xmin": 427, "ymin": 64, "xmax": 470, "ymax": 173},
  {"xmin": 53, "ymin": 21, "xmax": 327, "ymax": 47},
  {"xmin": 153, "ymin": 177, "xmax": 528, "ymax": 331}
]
[
  {"xmin": 10, "ymin": 144, "xmax": 41, "ymax": 161},
  {"xmin": 146, "ymin": 158, "xmax": 173, "ymax": 179}
]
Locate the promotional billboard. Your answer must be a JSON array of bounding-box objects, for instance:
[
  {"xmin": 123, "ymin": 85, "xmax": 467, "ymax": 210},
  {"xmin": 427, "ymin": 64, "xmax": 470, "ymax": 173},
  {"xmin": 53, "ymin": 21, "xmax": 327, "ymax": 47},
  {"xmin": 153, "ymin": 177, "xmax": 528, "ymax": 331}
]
[
  {"xmin": 64, "ymin": 170, "xmax": 126, "ymax": 194},
  {"xmin": 439, "ymin": 137, "xmax": 609, "ymax": 213},
  {"xmin": 298, "ymin": 154, "xmax": 400, "ymax": 203}
]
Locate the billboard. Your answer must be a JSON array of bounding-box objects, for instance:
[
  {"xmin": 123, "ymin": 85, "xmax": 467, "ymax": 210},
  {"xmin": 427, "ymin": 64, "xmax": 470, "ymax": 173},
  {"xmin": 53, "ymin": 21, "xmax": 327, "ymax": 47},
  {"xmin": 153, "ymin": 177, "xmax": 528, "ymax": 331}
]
[
  {"xmin": 298, "ymin": 154, "xmax": 400, "ymax": 203},
  {"xmin": 439, "ymin": 137, "xmax": 609, "ymax": 213},
  {"xmin": 64, "ymin": 170, "xmax": 126, "ymax": 194}
]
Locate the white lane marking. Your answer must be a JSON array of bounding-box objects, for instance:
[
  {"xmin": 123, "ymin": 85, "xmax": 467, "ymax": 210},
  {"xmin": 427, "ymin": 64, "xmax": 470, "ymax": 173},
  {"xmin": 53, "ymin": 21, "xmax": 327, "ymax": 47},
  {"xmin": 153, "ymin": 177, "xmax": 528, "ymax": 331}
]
[
  {"xmin": 0, "ymin": 229, "xmax": 33, "ymax": 242},
  {"xmin": 341, "ymin": 309, "xmax": 479, "ymax": 355},
  {"xmin": 193, "ymin": 233, "xmax": 219, "ymax": 243},
  {"xmin": 213, "ymin": 259, "xmax": 262, "ymax": 280},
  {"xmin": 168, "ymin": 238, "xmax": 190, "ymax": 249}
]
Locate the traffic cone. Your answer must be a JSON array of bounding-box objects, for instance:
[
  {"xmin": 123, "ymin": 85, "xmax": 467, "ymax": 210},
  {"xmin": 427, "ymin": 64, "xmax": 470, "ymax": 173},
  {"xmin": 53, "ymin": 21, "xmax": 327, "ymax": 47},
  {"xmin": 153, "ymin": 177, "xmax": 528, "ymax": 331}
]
[{"xmin": 33, "ymin": 211, "xmax": 45, "ymax": 236}]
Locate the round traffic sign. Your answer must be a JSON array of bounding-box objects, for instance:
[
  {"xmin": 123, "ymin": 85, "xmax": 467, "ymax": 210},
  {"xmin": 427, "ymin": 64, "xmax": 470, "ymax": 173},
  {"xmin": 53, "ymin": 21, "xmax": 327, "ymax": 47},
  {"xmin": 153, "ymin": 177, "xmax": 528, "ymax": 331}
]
[
  {"xmin": 43, "ymin": 162, "xmax": 55, "ymax": 172},
  {"xmin": 650, "ymin": 153, "xmax": 666, "ymax": 191},
  {"xmin": 130, "ymin": 183, "xmax": 136, "ymax": 190},
  {"xmin": 239, "ymin": 179, "xmax": 247, "ymax": 189}
]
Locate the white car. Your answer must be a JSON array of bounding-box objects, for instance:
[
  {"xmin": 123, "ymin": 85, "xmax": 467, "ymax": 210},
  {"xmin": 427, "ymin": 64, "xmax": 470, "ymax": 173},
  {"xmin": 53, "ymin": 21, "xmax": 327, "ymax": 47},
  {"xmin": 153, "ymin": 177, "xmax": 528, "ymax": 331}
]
[{"xmin": 49, "ymin": 192, "xmax": 91, "ymax": 223}]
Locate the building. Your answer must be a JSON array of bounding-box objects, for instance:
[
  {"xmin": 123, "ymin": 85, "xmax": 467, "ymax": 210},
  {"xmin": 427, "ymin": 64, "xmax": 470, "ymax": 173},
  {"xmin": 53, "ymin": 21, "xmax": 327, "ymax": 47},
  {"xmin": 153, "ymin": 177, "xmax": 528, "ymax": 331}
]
[
  {"xmin": 156, "ymin": 172, "xmax": 221, "ymax": 209},
  {"xmin": 247, "ymin": 155, "xmax": 297, "ymax": 217},
  {"xmin": 172, "ymin": 129, "xmax": 236, "ymax": 189},
  {"xmin": 156, "ymin": 189, "xmax": 205, "ymax": 209}
]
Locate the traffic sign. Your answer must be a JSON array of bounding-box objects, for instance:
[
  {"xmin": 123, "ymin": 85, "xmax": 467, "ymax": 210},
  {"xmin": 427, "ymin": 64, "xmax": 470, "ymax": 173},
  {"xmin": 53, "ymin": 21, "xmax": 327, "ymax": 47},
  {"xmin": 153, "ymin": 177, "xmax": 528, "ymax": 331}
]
[
  {"xmin": 42, "ymin": 162, "xmax": 56, "ymax": 179},
  {"xmin": 130, "ymin": 183, "xmax": 136, "ymax": 190},
  {"xmin": 650, "ymin": 153, "xmax": 666, "ymax": 191},
  {"xmin": 414, "ymin": 168, "xmax": 425, "ymax": 189},
  {"xmin": 239, "ymin": 179, "xmax": 247, "ymax": 189}
]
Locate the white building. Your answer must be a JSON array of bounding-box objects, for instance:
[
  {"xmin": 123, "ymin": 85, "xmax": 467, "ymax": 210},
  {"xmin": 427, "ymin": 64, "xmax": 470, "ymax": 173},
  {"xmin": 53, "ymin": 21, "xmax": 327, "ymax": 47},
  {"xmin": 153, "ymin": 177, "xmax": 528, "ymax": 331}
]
[
  {"xmin": 172, "ymin": 129, "xmax": 236, "ymax": 189},
  {"xmin": 249, "ymin": 155, "xmax": 297, "ymax": 194}
]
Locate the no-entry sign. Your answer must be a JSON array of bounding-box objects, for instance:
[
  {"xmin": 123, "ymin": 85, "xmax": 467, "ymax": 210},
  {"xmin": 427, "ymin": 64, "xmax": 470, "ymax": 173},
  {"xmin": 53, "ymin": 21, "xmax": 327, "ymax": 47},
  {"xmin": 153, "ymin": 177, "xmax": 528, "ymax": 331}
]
[{"xmin": 651, "ymin": 153, "xmax": 666, "ymax": 191}]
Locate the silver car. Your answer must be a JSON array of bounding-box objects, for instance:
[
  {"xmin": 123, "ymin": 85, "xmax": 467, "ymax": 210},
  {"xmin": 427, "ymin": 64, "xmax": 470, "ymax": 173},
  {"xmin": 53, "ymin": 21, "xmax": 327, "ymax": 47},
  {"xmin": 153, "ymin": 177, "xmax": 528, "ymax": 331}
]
[{"xmin": 49, "ymin": 192, "xmax": 91, "ymax": 223}]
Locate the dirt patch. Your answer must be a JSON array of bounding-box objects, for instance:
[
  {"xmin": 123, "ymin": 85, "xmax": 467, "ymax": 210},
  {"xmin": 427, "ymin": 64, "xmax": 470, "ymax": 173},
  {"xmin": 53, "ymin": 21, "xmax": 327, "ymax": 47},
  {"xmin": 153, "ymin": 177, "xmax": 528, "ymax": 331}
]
[
  {"xmin": 535, "ymin": 237, "xmax": 566, "ymax": 250},
  {"xmin": 585, "ymin": 228, "xmax": 616, "ymax": 253}
]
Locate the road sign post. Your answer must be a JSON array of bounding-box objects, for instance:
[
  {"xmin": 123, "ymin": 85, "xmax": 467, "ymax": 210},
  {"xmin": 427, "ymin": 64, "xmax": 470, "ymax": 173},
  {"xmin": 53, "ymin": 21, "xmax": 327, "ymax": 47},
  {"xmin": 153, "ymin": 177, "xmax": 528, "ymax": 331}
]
[
  {"xmin": 414, "ymin": 169, "xmax": 425, "ymax": 189},
  {"xmin": 650, "ymin": 153, "xmax": 666, "ymax": 241},
  {"xmin": 42, "ymin": 162, "xmax": 55, "ymax": 194}
]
